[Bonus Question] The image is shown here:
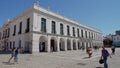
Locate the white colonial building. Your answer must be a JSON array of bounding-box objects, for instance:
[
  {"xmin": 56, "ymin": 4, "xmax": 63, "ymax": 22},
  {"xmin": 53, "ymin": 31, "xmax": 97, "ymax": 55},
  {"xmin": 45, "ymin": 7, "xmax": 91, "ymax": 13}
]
[{"xmin": 0, "ymin": 3, "xmax": 103, "ymax": 53}]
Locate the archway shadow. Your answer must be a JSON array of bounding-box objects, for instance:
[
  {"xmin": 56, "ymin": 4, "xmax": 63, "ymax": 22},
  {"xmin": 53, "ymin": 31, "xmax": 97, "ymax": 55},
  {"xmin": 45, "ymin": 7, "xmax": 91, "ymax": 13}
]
[{"xmin": 2, "ymin": 62, "xmax": 14, "ymax": 65}]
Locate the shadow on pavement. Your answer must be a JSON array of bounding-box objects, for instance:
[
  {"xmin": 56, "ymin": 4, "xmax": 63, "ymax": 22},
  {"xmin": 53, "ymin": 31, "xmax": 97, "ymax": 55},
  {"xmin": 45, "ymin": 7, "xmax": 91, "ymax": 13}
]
[
  {"xmin": 77, "ymin": 63, "xmax": 86, "ymax": 66},
  {"xmin": 96, "ymin": 67, "xmax": 104, "ymax": 68},
  {"xmin": 82, "ymin": 57, "xmax": 90, "ymax": 59},
  {"xmin": 0, "ymin": 51, "xmax": 11, "ymax": 54},
  {"xmin": 2, "ymin": 62, "xmax": 14, "ymax": 65}
]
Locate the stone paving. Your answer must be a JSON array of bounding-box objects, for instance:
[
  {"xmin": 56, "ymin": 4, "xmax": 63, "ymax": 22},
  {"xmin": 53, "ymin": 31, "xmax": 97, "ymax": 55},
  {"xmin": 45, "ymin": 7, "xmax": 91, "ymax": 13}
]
[{"xmin": 0, "ymin": 48, "xmax": 120, "ymax": 68}]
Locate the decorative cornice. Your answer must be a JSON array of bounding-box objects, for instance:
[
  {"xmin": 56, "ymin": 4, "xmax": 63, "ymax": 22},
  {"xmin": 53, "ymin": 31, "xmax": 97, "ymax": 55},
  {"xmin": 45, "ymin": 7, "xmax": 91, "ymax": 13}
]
[{"xmin": 33, "ymin": 4, "xmax": 102, "ymax": 34}]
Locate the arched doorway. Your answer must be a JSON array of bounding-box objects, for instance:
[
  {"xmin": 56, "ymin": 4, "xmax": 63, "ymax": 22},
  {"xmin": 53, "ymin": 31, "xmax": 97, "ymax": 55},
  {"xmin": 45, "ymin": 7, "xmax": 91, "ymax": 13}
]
[
  {"xmin": 50, "ymin": 37, "xmax": 57, "ymax": 52},
  {"xmin": 67, "ymin": 39, "xmax": 71, "ymax": 50},
  {"xmin": 86, "ymin": 42, "xmax": 88, "ymax": 48},
  {"xmin": 90, "ymin": 43, "xmax": 92, "ymax": 48},
  {"xmin": 39, "ymin": 36, "xmax": 47, "ymax": 52},
  {"xmin": 81, "ymin": 42, "xmax": 85, "ymax": 50},
  {"xmin": 78, "ymin": 40, "xmax": 81, "ymax": 50},
  {"xmin": 59, "ymin": 38, "xmax": 65, "ymax": 51},
  {"xmin": 73, "ymin": 40, "xmax": 76, "ymax": 50}
]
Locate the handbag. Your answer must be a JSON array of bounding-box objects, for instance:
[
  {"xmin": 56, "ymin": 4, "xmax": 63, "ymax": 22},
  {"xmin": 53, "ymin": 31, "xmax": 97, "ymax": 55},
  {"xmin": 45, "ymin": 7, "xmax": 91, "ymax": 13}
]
[{"xmin": 99, "ymin": 59, "xmax": 104, "ymax": 64}]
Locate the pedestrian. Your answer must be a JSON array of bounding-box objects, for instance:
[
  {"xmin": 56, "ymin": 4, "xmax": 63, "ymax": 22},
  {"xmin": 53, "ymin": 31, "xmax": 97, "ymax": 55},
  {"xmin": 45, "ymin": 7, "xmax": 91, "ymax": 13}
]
[
  {"xmin": 111, "ymin": 45, "xmax": 115, "ymax": 55},
  {"xmin": 8, "ymin": 48, "xmax": 15, "ymax": 63},
  {"xmin": 101, "ymin": 47, "xmax": 111, "ymax": 68},
  {"xmin": 87, "ymin": 47, "xmax": 92, "ymax": 58},
  {"xmin": 13, "ymin": 48, "xmax": 19, "ymax": 64}
]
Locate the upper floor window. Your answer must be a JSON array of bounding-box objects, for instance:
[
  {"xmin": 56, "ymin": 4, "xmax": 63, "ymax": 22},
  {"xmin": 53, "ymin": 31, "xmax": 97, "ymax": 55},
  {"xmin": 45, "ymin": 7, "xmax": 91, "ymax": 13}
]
[
  {"xmin": 67, "ymin": 25, "xmax": 70, "ymax": 36},
  {"xmin": 89, "ymin": 32, "xmax": 90, "ymax": 38},
  {"xmin": 41, "ymin": 18, "xmax": 46, "ymax": 32},
  {"xmin": 13, "ymin": 25, "xmax": 16, "ymax": 36},
  {"xmin": 85, "ymin": 31, "xmax": 87, "ymax": 38},
  {"xmin": 91, "ymin": 32, "xmax": 93, "ymax": 39},
  {"xmin": 25, "ymin": 18, "xmax": 30, "ymax": 33},
  {"xmin": 2, "ymin": 31, "xmax": 4, "ymax": 39},
  {"xmin": 77, "ymin": 28, "xmax": 80, "ymax": 37},
  {"xmin": 73, "ymin": 27, "xmax": 75, "ymax": 36},
  {"xmin": 3, "ymin": 31, "xmax": 5, "ymax": 39},
  {"xmin": 5, "ymin": 29, "xmax": 7, "ymax": 38},
  {"xmin": 8, "ymin": 28, "xmax": 10, "ymax": 37},
  {"xmin": 60, "ymin": 23, "xmax": 64, "ymax": 35},
  {"xmin": 51, "ymin": 21, "xmax": 56, "ymax": 34},
  {"xmin": 4, "ymin": 29, "xmax": 7, "ymax": 38},
  {"xmin": 114, "ymin": 38, "xmax": 116, "ymax": 41},
  {"xmin": 81, "ymin": 30, "xmax": 83, "ymax": 38},
  {"xmin": 18, "ymin": 22, "xmax": 22, "ymax": 34}
]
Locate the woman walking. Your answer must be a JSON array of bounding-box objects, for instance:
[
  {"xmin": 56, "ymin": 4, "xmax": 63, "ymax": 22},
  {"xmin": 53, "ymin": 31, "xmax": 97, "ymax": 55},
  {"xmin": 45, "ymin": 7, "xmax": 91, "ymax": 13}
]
[
  {"xmin": 87, "ymin": 47, "xmax": 92, "ymax": 58},
  {"xmin": 8, "ymin": 48, "xmax": 15, "ymax": 63},
  {"xmin": 13, "ymin": 48, "xmax": 19, "ymax": 64}
]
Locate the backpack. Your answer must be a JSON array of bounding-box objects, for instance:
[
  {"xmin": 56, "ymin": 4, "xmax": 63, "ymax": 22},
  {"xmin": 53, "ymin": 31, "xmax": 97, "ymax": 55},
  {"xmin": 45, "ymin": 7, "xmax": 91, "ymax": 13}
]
[{"xmin": 102, "ymin": 50, "xmax": 109, "ymax": 57}]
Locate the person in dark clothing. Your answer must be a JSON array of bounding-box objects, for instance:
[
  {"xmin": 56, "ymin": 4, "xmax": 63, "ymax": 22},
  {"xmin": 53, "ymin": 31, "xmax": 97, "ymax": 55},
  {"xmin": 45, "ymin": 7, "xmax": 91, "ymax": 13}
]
[
  {"xmin": 111, "ymin": 46, "xmax": 115, "ymax": 55},
  {"xmin": 101, "ymin": 47, "xmax": 111, "ymax": 68}
]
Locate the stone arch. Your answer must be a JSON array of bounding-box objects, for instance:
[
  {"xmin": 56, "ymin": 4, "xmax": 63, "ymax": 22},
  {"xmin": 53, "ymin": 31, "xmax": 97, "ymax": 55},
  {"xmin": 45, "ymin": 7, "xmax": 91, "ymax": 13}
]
[
  {"xmin": 86, "ymin": 42, "xmax": 88, "ymax": 49},
  {"xmin": 59, "ymin": 38, "xmax": 65, "ymax": 51},
  {"xmin": 89, "ymin": 42, "xmax": 92, "ymax": 48},
  {"xmin": 39, "ymin": 36, "xmax": 47, "ymax": 52},
  {"xmin": 81, "ymin": 42, "xmax": 85, "ymax": 50},
  {"xmin": 50, "ymin": 37, "xmax": 57, "ymax": 52},
  {"xmin": 73, "ymin": 39, "xmax": 76, "ymax": 50},
  {"xmin": 78, "ymin": 40, "xmax": 81, "ymax": 50},
  {"xmin": 67, "ymin": 39, "xmax": 71, "ymax": 50}
]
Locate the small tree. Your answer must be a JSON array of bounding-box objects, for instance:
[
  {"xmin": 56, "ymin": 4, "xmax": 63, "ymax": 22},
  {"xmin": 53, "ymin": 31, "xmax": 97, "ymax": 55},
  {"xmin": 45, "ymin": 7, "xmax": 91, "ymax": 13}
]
[{"xmin": 103, "ymin": 38, "xmax": 113, "ymax": 47}]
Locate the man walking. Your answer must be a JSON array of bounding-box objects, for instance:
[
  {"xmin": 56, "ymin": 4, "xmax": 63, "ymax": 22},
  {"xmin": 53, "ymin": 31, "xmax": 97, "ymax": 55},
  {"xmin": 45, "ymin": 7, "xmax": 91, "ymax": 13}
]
[
  {"xmin": 101, "ymin": 47, "xmax": 111, "ymax": 68},
  {"xmin": 111, "ymin": 46, "xmax": 115, "ymax": 55}
]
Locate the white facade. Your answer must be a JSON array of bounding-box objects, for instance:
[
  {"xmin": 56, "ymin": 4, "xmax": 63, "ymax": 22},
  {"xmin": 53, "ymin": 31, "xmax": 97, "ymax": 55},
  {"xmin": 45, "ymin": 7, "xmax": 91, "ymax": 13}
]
[
  {"xmin": 113, "ymin": 35, "xmax": 120, "ymax": 42},
  {"xmin": 105, "ymin": 33, "xmax": 120, "ymax": 42},
  {"xmin": 0, "ymin": 3, "xmax": 103, "ymax": 53}
]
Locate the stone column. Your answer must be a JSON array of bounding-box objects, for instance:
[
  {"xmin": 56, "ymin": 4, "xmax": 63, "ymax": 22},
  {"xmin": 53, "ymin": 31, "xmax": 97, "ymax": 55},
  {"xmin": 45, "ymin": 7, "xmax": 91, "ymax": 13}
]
[
  {"xmin": 64, "ymin": 39, "xmax": 67, "ymax": 51},
  {"xmin": 32, "ymin": 39, "xmax": 39, "ymax": 53},
  {"xmin": 47, "ymin": 37, "xmax": 51, "ymax": 52},
  {"xmin": 71, "ymin": 39, "xmax": 73, "ymax": 50},
  {"xmin": 57, "ymin": 38, "xmax": 60, "ymax": 52}
]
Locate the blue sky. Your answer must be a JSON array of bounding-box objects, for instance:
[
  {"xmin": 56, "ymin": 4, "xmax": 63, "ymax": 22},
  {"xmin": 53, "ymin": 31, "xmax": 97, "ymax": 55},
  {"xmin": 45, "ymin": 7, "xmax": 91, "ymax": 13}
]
[{"xmin": 0, "ymin": 0, "xmax": 120, "ymax": 36}]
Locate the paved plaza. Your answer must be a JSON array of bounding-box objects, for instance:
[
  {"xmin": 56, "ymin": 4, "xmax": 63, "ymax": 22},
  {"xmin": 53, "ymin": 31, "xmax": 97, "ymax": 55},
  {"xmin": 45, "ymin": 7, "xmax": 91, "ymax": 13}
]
[{"xmin": 0, "ymin": 48, "xmax": 120, "ymax": 68}]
